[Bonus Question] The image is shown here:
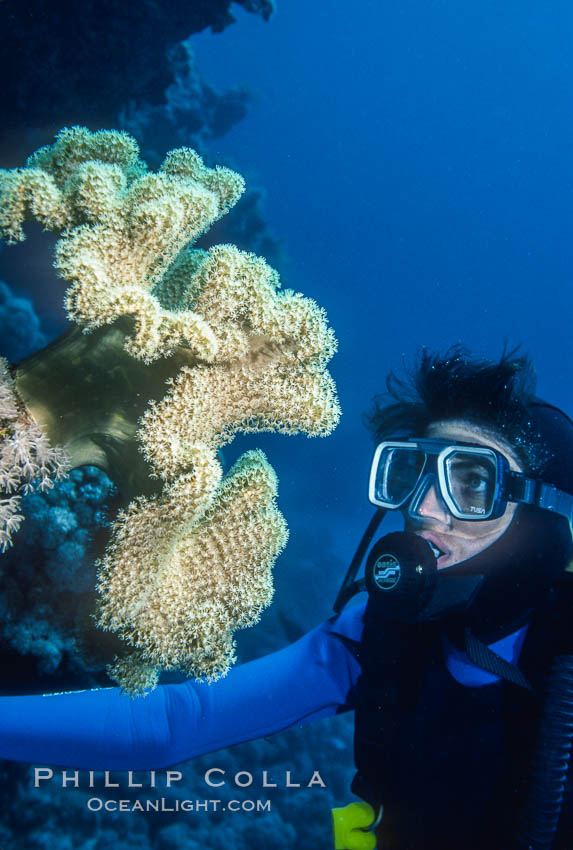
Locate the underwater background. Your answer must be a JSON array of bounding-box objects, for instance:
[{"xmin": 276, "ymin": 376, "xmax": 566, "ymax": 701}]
[{"xmin": 0, "ymin": 0, "xmax": 572, "ymax": 847}]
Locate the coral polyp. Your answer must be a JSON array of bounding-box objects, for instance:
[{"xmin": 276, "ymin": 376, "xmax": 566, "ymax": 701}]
[{"xmin": 0, "ymin": 127, "xmax": 340, "ymax": 693}]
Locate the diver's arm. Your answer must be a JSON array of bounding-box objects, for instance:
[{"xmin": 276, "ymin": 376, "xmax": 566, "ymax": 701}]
[{"xmin": 0, "ymin": 604, "xmax": 363, "ymax": 769}]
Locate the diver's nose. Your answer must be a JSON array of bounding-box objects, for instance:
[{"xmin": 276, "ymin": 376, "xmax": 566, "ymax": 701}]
[{"xmin": 409, "ymin": 476, "xmax": 451, "ymax": 525}]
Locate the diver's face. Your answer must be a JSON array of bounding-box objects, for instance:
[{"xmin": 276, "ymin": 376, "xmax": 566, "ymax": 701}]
[{"xmin": 402, "ymin": 419, "xmax": 523, "ymax": 570}]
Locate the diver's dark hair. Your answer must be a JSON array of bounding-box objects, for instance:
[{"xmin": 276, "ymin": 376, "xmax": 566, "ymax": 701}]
[{"xmin": 364, "ymin": 345, "xmax": 549, "ymax": 473}]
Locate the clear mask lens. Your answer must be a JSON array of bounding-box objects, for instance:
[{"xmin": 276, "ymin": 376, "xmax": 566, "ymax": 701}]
[
  {"xmin": 444, "ymin": 451, "xmax": 497, "ymax": 518},
  {"xmin": 374, "ymin": 446, "xmax": 426, "ymax": 507}
]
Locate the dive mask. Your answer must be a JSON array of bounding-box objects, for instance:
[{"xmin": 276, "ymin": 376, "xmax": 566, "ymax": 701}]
[{"xmin": 368, "ymin": 439, "xmax": 573, "ymax": 523}]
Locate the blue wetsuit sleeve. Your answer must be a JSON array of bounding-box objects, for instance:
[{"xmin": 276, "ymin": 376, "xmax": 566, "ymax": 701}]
[{"xmin": 0, "ymin": 604, "xmax": 364, "ymax": 770}]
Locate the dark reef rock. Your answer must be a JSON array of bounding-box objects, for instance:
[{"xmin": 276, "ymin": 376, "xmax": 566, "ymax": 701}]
[
  {"xmin": 0, "ymin": 0, "xmax": 274, "ymax": 163},
  {"xmin": 119, "ymin": 41, "xmax": 252, "ymax": 167}
]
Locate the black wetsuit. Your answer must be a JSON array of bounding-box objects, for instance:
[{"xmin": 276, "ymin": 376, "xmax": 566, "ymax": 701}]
[{"xmin": 353, "ymin": 578, "xmax": 573, "ymax": 849}]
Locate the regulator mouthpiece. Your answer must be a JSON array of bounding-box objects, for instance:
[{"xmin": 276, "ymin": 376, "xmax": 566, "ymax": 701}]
[
  {"xmin": 365, "ymin": 532, "xmax": 438, "ymax": 622},
  {"xmin": 364, "ymin": 532, "xmax": 484, "ymax": 624}
]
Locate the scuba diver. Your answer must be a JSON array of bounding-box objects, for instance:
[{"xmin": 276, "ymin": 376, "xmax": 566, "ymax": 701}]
[{"xmin": 1, "ymin": 346, "xmax": 573, "ymax": 849}]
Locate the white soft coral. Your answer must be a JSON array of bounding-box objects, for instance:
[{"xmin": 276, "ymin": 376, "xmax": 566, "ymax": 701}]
[{"xmin": 0, "ymin": 357, "xmax": 69, "ymax": 549}]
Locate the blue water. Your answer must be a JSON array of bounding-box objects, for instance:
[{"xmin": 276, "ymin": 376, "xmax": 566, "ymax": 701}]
[
  {"xmin": 1, "ymin": 2, "xmax": 573, "ymax": 847},
  {"xmin": 193, "ymin": 0, "xmax": 573, "ymax": 562}
]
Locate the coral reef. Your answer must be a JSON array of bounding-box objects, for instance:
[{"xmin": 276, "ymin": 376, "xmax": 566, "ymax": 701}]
[
  {"xmin": 0, "ymin": 9, "xmax": 281, "ymax": 330},
  {"xmin": 0, "ymin": 127, "xmax": 340, "ymax": 693},
  {"xmin": 0, "ymin": 711, "xmax": 354, "ymax": 849},
  {"xmin": 0, "ymin": 465, "xmax": 115, "ymax": 685},
  {"xmin": 118, "ymin": 40, "xmax": 286, "ymax": 270},
  {"xmin": 0, "ymin": 281, "xmax": 47, "ymax": 362}
]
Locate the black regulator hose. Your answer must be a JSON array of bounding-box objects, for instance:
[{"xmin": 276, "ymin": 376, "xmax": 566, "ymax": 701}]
[{"xmin": 516, "ymin": 654, "xmax": 573, "ymax": 849}]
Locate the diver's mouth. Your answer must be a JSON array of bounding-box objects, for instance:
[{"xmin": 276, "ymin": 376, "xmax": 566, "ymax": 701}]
[
  {"xmin": 417, "ymin": 533, "xmax": 449, "ymax": 566},
  {"xmin": 428, "ymin": 541, "xmax": 443, "ymax": 560},
  {"xmin": 408, "ymin": 529, "xmax": 451, "ymax": 568}
]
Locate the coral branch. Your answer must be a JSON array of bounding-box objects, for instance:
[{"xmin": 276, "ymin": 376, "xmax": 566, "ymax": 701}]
[
  {"xmin": 0, "ymin": 127, "xmax": 245, "ymax": 363},
  {"xmin": 97, "ymin": 450, "xmax": 287, "ymax": 694},
  {"xmin": 0, "ymin": 127, "xmax": 339, "ymax": 692}
]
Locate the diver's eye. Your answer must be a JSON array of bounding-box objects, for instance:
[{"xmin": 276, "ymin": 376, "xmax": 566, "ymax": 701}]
[{"xmin": 469, "ymin": 476, "xmax": 488, "ymax": 493}]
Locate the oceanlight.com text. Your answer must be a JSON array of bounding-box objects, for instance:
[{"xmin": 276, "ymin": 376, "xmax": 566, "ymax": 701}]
[{"xmin": 85, "ymin": 797, "xmax": 271, "ymax": 813}]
